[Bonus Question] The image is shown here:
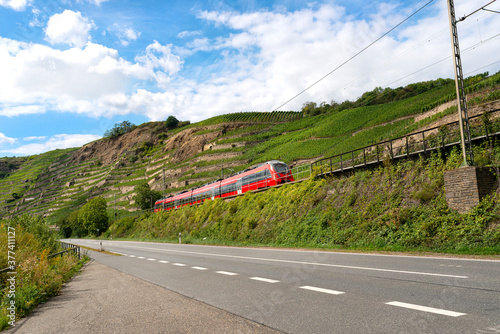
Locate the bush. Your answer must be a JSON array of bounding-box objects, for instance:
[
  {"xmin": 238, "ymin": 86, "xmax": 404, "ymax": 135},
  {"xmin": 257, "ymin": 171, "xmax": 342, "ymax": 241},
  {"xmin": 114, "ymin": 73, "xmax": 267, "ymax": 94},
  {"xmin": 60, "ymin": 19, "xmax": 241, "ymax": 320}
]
[
  {"xmin": 165, "ymin": 116, "xmax": 179, "ymax": 129},
  {"xmin": 104, "ymin": 121, "xmax": 136, "ymax": 139},
  {"xmin": 0, "ymin": 218, "xmax": 87, "ymax": 330},
  {"xmin": 133, "ymin": 182, "xmax": 162, "ymax": 210},
  {"xmin": 124, "ymin": 150, "xmax": 500, "ymax": 254}
]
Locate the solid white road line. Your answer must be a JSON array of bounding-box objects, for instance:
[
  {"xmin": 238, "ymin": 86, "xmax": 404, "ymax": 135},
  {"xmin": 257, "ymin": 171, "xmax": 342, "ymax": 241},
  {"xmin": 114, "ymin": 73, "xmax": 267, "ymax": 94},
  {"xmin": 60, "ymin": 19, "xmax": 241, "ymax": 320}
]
[
  {"xmin": 192, "ymin": 266, "xmax": 208, "ymax": 270},
  {"xmin": 385, "ymin": 301, "xmax": 467, "ymax": 317},
  {"xmin": 299, "ymin": 286, "xmax": 345, "ymax": 295},
  {"xmin": 216, "ymin": 271, "xmax": 238, "ymax": 276},
  {"xmin": 159, "ymin": 260, "xmax": 169, "ymax": 264},
  {"xmin": 123, "ymin": 246, "xmax": 468, "ymax": 279},
  {"xmin": 250, "ymin": 277, "xmax": 280, "ymax": 283},
  {"xmin": 173, "ymin": 263, "xmax": 186, "ymax": 266}
]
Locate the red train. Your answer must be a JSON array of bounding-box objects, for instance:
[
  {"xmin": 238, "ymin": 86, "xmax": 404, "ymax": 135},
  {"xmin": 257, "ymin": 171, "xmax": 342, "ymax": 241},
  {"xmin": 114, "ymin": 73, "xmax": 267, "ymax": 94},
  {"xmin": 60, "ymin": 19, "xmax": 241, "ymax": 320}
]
[{"xmin": 154, "ymin": 160, "xmax": 294, "ymax": 212}]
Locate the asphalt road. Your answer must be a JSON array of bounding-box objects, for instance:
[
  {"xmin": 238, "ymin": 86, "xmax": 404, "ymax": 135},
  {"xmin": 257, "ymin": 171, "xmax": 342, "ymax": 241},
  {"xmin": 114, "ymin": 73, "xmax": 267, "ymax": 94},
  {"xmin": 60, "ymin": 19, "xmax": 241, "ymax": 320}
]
[{"xmin": 65, "ymin": 239, "xmax": 500, "ymax": 334}]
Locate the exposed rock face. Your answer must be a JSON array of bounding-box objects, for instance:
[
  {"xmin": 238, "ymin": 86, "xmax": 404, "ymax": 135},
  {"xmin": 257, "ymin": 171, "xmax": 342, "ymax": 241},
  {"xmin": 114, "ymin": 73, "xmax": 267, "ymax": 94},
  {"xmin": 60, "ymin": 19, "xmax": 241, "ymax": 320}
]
[
  {"xmin": 70, "ymin": 122, "xmax": 252, "ymax": 167},
  {"xmin": 71, "ymin": 124, "xmax": 160, "ymax": 166}
]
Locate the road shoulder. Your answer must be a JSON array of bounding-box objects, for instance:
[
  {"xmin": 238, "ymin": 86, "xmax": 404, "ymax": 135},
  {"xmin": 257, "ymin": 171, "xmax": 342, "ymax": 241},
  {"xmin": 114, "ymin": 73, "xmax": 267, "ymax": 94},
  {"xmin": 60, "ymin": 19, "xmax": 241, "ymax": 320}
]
[{"xmin": 6, "ymin": 260, "xmax": 280, "ymax": 334}]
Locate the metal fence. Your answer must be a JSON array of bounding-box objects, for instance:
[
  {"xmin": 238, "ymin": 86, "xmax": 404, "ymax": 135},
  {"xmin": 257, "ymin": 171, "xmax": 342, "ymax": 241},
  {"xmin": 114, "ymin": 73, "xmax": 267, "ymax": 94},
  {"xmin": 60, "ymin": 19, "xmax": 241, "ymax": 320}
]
[
  {"xmin": 311, "ymin": 109, "xmax": 500, "ymax": 177},
  {"xmin": 291, "ymin": 164, "xmax": 312, "ymax": 181},
  {"xmin": 0, "ymin": 242, "xmax": 81, "ymax": 274}
]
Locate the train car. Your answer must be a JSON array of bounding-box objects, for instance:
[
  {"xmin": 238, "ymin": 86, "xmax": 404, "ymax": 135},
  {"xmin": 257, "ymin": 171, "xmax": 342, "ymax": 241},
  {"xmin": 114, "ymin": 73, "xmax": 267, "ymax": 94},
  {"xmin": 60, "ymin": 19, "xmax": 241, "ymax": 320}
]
[{"xmin": 154, "ymin": 160, "xmax": 294, "ymax": 212}]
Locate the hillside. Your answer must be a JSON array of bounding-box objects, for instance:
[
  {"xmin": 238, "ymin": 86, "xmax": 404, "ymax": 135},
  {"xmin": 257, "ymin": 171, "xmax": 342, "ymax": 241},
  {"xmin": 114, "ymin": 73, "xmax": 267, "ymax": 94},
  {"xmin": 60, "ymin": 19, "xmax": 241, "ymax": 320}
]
[{"xmin": 1, "ymin": 72, "xmax": 500, "ymax": 222}]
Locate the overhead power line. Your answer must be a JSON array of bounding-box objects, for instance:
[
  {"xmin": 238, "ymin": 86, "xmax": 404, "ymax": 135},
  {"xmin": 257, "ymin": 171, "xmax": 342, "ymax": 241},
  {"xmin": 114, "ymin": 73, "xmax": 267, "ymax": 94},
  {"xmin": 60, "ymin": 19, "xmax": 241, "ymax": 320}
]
[
  {"xmin": 272, "ymin": 0, "xmax": 435, "ymax": 111},
  {"xmin": 457, "ymin": 0, "xmax": 497, "ymax": 22}
]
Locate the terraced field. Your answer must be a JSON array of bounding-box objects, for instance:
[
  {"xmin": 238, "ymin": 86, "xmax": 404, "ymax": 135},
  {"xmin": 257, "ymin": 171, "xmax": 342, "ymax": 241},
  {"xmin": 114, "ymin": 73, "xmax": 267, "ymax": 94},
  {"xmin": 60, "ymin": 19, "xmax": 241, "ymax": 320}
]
[{"xmin": 1, "ymin": 73, "xmax": 500, "ymax": 222}]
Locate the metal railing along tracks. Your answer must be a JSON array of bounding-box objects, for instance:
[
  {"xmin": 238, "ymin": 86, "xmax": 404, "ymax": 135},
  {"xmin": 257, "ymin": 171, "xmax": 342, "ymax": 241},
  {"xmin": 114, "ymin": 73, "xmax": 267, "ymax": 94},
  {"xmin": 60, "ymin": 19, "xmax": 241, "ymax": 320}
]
[{"xmin": 311, "ymin": 109, "xmax": 500, "ymax": 178}]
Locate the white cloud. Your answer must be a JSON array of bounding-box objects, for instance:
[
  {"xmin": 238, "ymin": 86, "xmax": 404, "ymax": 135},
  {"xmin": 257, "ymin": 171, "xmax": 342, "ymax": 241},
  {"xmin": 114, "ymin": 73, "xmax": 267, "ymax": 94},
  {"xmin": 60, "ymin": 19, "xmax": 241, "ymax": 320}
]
[
  {"xmin": 45, "ymin": 10, "xmax": 96, "ymax": 48},
  {"xmin": 135, "ymin": 41, "xmax": 183, "ymax": 75},
  {"xmin": 0, "ymin": 134, "xmax": 101, "ymax": 155},
  {"xmin": 1, "ymin": 1, "xmax": 499, "ymax": 131},
  {"xmin": 23, "ymin": 136, "xmax": 46, "ymax": 141},
  {"xmin": 0, "ymin": 0, "xmax": 31, "ymax": 11},
  {"xmin": 86, "ymin": 0, "xmax": 110, "ymax": 5},
  {"xmin": 177, "ymin": 30, "xmax": 202, "ymax": 39},
  {"xmin": 0, "ymin": 105, "xmax": 45, "ymax": 117},
  {"xmin": 0, "ymin": 133, "xmax": 16, "ymax": 144},
  {"xmin": 108, "ymin": 24, "xmax": 141, "ymax": 46}
]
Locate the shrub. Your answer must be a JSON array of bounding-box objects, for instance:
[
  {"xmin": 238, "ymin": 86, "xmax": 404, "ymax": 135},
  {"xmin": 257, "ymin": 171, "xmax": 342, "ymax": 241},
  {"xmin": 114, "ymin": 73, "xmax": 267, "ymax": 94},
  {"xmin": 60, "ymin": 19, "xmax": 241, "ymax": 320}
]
[{"xmin": 103, "ymin": 121, "xmax": 136, "ymax": 139}]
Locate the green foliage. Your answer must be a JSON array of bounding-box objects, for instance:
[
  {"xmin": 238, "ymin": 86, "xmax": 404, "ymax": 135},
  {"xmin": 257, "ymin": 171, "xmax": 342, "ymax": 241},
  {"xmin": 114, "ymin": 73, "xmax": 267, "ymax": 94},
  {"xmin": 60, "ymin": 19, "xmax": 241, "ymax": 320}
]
[
  {"xmin": 57, "ymin": 197, "xmax": 109, "ymax": 237},
  {"xmin": 301, "ymin": 78, "xmax": 456, "ymax": 117},
  {"xmin": 104, "ymin": 121, "xmax": 136, "ymax": 139},
  {"xmin": 165, "ymin": 116, "xmax": 180, "ymax": 129},
  {"xmin": 178, "ymin": 120, "xmax": 191, "ymax": 128},
  {"xmin": 133, "ymin": 182, "xmax": 162, "ymax": 210},
  {"xmin": 0, "ymin": 217, "xmax": 86, "ymax": 330},
  {"xmin": 121, "ymin": 150, "xmax": 500, "ymax": 254},
  {"xmin": 157, "ymin": 133, "xmax": 168, "ymax": 141},
  {"xmin": 193, "ymin": 111, "xmax": 303, "ymax": 126},
  {"xmin": 78, "ymin": 197, "xmax": 109, "ymax": 236}
]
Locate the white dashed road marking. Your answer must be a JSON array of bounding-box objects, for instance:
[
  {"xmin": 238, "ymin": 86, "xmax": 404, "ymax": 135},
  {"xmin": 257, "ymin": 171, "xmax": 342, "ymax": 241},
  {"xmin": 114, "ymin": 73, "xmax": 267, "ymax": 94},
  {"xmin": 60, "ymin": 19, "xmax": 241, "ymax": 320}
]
[
  {"xmin": 137, "ymin": 257, "xmax": 145, "ymax": 259},
  {"xmin": 385, "ymin": 301, "xmax": 467, "ymax": 317},
  {"xmin": 159, "ymin": 260, "xmax": 169, "ymax": 264},
  {"xmin": 299, "ymin": 286, "xmax": 345, "ymax": 295},
  {"xmin": 192, "ymin": 266, "xmax": 208, "ymax": 270},
  {"xmin": 125, "ymin": 245, "xmax": 467, "ymax": 279},
  {"xmin": 173, "ymin": 263, "xmax": 186, "ymax": 266},
  {"xmin": 147, "ymin": 258, "xmax": 156, "ymax": 261},
  {"xmin": 250, "ymin": 277, "xmax": 280, "ymax": 283},
  {"xmin": 216, "ymin": 271, "xmax": 238, "ymax": 276}
]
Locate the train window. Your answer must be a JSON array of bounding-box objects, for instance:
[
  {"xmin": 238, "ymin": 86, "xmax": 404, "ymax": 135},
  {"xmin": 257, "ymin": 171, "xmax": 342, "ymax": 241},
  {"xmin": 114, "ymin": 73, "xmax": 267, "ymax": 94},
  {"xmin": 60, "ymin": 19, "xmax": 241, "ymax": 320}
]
[
  {"xmin": 255, "ymin": 171, "xmax": 266, "ymax": 181},
  {"xmin": 273, "ymin": 163, "xmax": 289, "ymax": 174}
]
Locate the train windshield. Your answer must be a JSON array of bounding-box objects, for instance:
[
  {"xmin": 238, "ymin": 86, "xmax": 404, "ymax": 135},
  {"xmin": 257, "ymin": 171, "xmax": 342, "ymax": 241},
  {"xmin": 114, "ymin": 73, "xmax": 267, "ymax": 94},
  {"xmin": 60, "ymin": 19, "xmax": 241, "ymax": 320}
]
[{"xmin": 273, "ymin": 163, "xmax": 289, "ymax": 174}]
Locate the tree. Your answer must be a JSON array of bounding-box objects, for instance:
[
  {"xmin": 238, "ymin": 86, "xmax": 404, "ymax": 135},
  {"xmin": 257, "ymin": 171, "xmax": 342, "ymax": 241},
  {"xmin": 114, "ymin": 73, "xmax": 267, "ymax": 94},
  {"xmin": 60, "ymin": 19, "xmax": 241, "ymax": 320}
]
[
  {"xmin": 133, "ymin": 182, "xmax": 162, "ymax": 210},
  {"xmin": 301, "ymin": 102, "xmax": 317, "ymax": 116},
  {"xmin": 104, "ymin": 121, "xmax": 136, "ymax": 139},
  {"xmin": 79, "ymin": 197, "xmax": 109, "ymax": 236},
  {"xmin": 165, "ymin": 116, "xmax": 180, "ymax": 129}
]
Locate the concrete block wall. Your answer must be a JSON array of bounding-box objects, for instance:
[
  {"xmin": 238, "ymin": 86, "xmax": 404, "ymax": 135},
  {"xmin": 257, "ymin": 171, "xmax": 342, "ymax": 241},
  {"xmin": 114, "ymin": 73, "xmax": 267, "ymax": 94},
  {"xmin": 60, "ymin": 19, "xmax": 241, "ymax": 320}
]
[{"xmin": 444, "ymin": 166, "xmax": 497, "ymax": 213}]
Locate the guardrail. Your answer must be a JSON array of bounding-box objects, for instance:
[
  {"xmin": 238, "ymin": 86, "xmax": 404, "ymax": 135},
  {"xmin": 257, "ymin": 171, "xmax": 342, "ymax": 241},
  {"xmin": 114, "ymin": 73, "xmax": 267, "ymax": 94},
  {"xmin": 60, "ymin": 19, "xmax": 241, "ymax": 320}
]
[
  {"xmin": 0, "ymin": 242, "xmax": 81, "ymax": 274},
  {"xmin": 311, "ymin": 109, "xmax": 500, "ymax": 177}
]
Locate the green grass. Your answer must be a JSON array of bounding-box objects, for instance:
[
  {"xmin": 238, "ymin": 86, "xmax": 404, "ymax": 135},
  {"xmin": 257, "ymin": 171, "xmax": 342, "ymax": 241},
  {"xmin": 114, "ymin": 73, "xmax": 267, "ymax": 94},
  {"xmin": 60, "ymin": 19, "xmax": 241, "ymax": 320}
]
[
  {"xmin": 105, "ymin": 145, "xmax": 500, "ymax": 255},
  {"xmin": 2, "ymin": 72, "xmax": 500, "ymax": 222},
  {"xmin": 0, "ymin": 216, "xmax": 87, "ymax": 330}
]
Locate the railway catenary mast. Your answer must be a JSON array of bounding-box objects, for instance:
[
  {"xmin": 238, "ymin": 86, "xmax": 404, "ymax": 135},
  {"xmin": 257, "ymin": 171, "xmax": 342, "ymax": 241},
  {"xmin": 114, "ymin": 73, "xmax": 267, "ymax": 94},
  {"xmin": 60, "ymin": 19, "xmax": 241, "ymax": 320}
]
[{"xmin": 447, "ymin": 0, "xmax": 476, "ymax": 166}]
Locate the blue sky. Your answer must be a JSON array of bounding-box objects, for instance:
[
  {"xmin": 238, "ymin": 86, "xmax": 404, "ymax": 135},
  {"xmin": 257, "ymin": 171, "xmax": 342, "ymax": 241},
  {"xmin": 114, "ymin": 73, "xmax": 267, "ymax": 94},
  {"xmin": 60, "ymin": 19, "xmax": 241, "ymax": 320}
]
[{"xmin": 1, "ymin": 0, "xmax": 499, "ymax": 156}]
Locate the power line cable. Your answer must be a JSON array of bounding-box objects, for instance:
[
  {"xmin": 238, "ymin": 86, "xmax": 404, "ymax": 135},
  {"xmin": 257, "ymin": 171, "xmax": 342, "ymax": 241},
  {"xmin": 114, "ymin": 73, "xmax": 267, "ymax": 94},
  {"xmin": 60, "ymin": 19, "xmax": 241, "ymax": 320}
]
[
  {"xmin": 271, "ymin": 0, "xmax": 435, "ymax": 111},
  {"xmin": 321, "ymin": 27, "xmax": 449, "ymax": 103},
  {"xmin": 457, "ymin": 0, "xmax": 497, "ymax": 22},
  {"xmin": 321, "ymin": 6, "xmax": 497, "ymax": 104},
  {"xmin": 382, "ymin": 31, "xmax": 500, "ymax": 88},
  {"xmin": 465, "ymin": 59, "xmax": 500, "ymax": 76}
]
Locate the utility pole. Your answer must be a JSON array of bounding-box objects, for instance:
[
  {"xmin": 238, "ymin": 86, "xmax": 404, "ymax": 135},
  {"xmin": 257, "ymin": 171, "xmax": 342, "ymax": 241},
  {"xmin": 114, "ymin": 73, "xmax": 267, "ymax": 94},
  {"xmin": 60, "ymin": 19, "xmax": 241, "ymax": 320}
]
[{"xmin": 447, "ymin": 0, "xmax": 474, "ymax": 166}]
